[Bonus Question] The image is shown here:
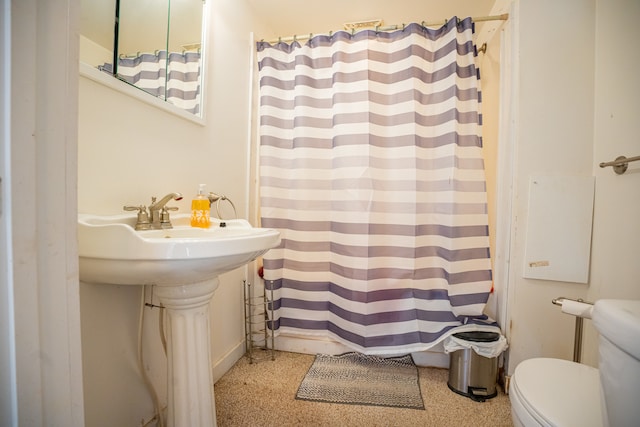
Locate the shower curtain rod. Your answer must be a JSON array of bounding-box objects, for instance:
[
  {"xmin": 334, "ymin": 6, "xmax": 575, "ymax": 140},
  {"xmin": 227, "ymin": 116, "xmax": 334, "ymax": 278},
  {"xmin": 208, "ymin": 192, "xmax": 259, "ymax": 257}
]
[{"xmin": 264, "ymin": 13, "xmax": 509, "ymax": 44}]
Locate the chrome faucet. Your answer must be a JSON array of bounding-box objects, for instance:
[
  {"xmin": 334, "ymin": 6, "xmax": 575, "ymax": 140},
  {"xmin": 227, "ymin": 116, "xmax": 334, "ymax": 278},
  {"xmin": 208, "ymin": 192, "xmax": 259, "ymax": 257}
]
[
  {"xmin": 124, "ymin": 192, "xmax": 183, "ymax": 230},
  {"xmin": 148, "ymin": 192, "xmax": 183, "ymax": 228}
]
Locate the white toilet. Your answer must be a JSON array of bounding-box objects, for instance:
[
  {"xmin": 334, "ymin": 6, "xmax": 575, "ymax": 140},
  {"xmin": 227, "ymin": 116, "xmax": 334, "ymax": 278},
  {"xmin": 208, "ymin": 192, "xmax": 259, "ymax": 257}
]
[{"xmin": 509, "ymin": 299, "xmax": 640, "ymax": 427}]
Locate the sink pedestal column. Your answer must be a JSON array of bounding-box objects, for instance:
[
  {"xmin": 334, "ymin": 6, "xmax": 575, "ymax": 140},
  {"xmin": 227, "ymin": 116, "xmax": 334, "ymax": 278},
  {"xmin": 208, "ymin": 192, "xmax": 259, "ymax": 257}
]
[{"xmin": 154, "ymin": 279, "xmax": 220, "ymax": 427}]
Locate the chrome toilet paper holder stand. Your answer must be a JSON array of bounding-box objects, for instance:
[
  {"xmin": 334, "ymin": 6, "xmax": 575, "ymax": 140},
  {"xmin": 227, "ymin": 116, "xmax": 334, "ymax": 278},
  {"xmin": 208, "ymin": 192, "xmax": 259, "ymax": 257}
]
[{"xmin": 552, "ymin": 297, "xmax": 594, "ymax": 363}]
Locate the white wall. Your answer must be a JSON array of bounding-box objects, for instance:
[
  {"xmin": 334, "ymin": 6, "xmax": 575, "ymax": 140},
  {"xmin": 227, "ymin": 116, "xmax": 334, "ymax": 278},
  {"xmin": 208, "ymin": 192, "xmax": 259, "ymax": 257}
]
[
  {"xmin": 504, "ymin": 0, "xmax": 596, "ymax": 372},
  {"xmin": 78, "ymin": 0, "xmax": 270, "ymax": 425},
  {"xmin": 582, "ymin": 0, "xmax": 640, "ymax": 366},
  {"xmin": 505, "ymin": 0, "xmax": 640, "ymax": 374}
]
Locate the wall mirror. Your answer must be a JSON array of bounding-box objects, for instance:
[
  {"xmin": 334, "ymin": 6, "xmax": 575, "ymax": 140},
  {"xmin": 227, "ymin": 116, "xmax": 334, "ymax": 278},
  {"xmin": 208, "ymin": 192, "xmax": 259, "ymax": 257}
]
[{"xmin": 80, "ymin": 0, "xmax": 206, "ymax": 118}]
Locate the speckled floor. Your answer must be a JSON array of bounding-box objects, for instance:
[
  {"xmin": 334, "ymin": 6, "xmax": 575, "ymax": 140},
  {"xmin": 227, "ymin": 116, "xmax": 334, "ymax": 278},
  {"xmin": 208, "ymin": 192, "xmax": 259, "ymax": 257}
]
[{"xmin": 214, "ymin": 350, "xmax": 513, "ymax": 427}]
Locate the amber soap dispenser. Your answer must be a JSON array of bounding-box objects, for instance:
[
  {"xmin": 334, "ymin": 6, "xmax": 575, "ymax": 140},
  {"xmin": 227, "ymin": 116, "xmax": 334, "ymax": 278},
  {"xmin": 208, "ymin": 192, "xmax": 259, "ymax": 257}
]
[{"xmin": 190, "ymin": 184, "xmax": 211, "ymax": 228}]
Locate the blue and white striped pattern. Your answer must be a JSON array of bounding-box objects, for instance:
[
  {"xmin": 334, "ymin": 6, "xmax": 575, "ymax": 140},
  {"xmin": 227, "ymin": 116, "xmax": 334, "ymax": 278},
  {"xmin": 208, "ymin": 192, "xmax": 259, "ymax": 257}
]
[
  {"xmin": 112, "ymin": 50, "xmax": 201, "ymax": 114},
  {"xmin": 166, "ymin": 52, "xmax": 201, "ymax": 114},
  {"xmin": 116, "ymin": 51, "xmax": 168, "ymax": 98},
  {"xmin": 257, "ymin": 18, "xmax": 493, "ymax": 354}
]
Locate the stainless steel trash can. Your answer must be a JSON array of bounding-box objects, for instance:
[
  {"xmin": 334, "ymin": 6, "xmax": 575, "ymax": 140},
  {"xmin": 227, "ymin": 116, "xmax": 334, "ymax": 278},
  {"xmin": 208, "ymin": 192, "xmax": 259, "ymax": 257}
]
[{"xmin": 447, "ymin": 331, "xmax": 499, "ymax": 402}]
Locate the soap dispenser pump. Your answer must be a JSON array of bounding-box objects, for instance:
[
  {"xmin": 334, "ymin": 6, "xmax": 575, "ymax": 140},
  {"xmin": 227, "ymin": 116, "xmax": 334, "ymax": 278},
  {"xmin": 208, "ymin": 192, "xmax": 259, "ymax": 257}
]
[{"xmin": 190, "ymin": 184, "xmax": 211, "ymax": 228}]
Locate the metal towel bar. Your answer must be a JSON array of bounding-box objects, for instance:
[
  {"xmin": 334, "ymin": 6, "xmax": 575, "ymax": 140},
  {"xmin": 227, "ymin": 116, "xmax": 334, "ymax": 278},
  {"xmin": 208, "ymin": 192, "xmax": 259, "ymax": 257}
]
[
  {"xmin": 599, "ymin": 155, "xmax": 640, "ymax": 175},
  {"xmin": 552, "ymin": 297, "xmax": 593, "ymax": 363}
]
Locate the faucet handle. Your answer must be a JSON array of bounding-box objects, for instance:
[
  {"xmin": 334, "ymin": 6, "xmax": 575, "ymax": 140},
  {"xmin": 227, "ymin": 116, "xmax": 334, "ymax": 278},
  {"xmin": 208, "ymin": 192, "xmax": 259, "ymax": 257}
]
[
  {"xmin": 123, "ymin": 204, "xmax": 146, "ymax": 213},
  {"xmin": 159, "ymin": 206, "xmax": 179, "ymax": 229},
  {"xmin": 123, "ymin": 205, "xmax": 151, "ymax": 230}
]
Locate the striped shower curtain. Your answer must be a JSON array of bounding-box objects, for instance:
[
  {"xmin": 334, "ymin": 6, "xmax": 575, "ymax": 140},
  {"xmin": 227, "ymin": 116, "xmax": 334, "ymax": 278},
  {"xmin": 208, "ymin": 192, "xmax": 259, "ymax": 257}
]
[
  {"xmin": 166, "ymin": 51, "xmax": 201, "ymax": 113},
  {"xmin": 102, "ymin": 50, "xmax": 201, "ymax": 114},
  {"xmin": 257, "ymin": 18, "xmax": 493, "ymax": 354}
]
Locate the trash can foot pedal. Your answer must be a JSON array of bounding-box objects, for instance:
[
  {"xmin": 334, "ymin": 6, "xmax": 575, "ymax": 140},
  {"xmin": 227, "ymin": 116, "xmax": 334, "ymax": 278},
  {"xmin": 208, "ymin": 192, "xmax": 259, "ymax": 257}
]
[{"xmin": 446, "ymin": 382, "xmax": 498, "ymax": 402}]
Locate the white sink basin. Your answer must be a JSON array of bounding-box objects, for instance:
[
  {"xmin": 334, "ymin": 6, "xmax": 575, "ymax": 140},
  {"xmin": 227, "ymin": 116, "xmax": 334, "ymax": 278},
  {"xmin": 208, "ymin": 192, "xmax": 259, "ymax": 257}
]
[{"xmin": 78, "ymin": 213, "xmax": 281, "ymax": 285}]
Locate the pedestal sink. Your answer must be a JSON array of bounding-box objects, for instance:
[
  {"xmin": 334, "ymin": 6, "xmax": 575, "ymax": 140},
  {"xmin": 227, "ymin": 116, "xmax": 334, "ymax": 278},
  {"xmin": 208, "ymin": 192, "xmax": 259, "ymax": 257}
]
[{"xmin": 78, "ymin": 213, "xmax": 280, "ymax": 427}]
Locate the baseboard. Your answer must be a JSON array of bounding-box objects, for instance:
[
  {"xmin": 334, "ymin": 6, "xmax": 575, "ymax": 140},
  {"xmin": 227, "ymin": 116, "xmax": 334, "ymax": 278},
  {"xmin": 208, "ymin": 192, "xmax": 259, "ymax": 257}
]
[{"xmin": 212, "ymin": 339, "xmax": 246, "ymax": 383}]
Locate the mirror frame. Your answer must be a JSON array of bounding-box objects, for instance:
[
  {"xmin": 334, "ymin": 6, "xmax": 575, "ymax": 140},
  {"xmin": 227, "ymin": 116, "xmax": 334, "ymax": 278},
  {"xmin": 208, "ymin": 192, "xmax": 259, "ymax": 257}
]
[
  {"xmin": 80, "ymin": 62, "xmax": 206, "ymax": 125},
  {"xmin": 79, "ymin": 0, "xmax": 207, "ymax": 123}
]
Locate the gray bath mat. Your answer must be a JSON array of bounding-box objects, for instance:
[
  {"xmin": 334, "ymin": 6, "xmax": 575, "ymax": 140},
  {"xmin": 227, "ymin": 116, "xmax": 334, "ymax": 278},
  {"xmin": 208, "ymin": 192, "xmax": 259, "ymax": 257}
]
[{"xmin": 295, "ymin": 352, "xmax": 425, "ymax": 410}]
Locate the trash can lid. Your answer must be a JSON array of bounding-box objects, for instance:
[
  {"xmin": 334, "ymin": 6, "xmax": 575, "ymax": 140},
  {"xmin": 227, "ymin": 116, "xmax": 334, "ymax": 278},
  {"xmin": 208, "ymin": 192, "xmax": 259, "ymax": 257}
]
[{"xmin": 453, "ymin": 331, "xmax": 500, "ymax": 342}]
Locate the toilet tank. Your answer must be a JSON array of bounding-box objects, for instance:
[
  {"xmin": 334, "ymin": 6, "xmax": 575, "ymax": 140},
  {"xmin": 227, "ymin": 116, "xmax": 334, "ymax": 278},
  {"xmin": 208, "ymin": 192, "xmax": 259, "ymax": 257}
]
[{"xmin": 592, "ymin": 299, "xmax": 640, "ymax": 427}]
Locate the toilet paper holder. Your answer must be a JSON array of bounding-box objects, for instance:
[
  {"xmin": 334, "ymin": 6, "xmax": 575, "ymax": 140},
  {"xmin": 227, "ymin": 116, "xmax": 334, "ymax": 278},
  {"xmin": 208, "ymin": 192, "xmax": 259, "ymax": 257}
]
[{"xmin": 552, "ymin": 297, "xmax": 593, "ymax": 363}]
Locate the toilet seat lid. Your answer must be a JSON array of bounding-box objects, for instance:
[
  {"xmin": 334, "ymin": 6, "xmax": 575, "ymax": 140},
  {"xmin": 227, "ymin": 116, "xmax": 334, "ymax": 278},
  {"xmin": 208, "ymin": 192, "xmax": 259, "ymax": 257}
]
[{"xmin": 512, "ymin": 358, "xmax": 602, "ymax": 427}]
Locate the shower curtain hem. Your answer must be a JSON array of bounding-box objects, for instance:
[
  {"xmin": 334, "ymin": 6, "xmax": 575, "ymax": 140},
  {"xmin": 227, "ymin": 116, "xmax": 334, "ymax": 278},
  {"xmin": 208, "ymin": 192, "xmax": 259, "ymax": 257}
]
[{"xmin": 273, "ymin": 323, "xmax": 503, "ymax": 356}]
